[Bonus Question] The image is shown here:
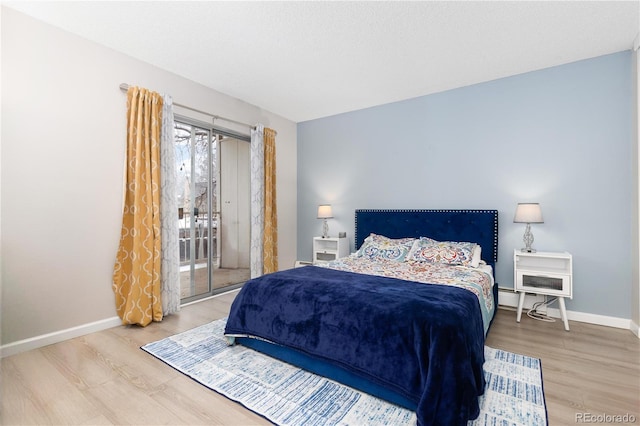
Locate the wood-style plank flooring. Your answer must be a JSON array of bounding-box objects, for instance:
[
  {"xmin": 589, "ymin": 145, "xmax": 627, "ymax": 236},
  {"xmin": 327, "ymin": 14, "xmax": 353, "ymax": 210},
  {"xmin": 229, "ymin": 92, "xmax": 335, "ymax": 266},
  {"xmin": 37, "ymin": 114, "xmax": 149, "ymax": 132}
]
[{"xmin": 2, "ymin": 292, "xmax": 639, "ymax": 425}]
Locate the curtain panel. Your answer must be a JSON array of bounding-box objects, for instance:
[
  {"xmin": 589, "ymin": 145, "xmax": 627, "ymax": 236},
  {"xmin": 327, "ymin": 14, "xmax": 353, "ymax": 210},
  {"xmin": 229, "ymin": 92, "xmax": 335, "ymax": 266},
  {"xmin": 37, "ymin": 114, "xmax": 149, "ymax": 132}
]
[
  {"xmin": 160, "ymin": 95, "xmax": 180, "ymax": 315},
  {"xmin": 113, "ymin": 86, "xmax": 164, "ymax": 326},
  {"xmin": 250, "ymin": 125, "xmax": 265, "ymax": 278},
  {"xmin": 250, "ymin": 125, "xmax": 278, "ymax": 277},
  {"xmin": 263, "ymin": 128, "xmax": 278, "ymax": 273}
]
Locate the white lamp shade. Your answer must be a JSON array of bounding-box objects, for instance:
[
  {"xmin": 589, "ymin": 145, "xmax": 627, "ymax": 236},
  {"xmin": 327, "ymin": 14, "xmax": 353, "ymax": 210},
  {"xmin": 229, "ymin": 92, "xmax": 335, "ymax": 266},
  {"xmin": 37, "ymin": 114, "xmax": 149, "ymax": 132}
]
[
  {"xmin": 317, "ymin": 204, "xmax": 333, "ymax": 219},
  {"xmin": 513, "ymin": 203, "xmax": 543, "ymax": 223}
]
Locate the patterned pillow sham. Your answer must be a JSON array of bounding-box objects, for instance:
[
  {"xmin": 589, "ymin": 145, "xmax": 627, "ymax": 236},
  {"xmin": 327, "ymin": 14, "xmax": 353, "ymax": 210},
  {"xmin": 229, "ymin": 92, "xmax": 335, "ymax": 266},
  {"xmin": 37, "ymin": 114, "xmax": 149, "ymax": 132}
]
[
  {"xmin": 355, "ymin": 233, "xmax": 417, "ymax": 262},
  {"xmin": 407, "ymin": 237, "xmax": 480, "ymax": 267}
]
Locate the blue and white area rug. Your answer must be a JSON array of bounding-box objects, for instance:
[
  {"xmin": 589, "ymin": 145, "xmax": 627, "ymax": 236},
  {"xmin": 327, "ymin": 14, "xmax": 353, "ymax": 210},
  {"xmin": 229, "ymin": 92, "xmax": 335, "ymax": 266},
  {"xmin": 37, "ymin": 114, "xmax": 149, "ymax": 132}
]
[{"xmin": 142, "ymin": 319, "xmax": 547, "ymax": 425}]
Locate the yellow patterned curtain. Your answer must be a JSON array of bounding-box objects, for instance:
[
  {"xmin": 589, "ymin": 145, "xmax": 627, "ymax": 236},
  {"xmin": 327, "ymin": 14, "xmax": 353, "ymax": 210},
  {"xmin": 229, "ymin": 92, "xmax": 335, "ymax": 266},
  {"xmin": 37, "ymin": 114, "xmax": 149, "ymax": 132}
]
[
  {"xmin": 262, "ymin": 128, "xmax": 278, "ymax": 273},
  {"xmin": 112, "ymin": 86, "xmax": 163, "ymax": 326}
]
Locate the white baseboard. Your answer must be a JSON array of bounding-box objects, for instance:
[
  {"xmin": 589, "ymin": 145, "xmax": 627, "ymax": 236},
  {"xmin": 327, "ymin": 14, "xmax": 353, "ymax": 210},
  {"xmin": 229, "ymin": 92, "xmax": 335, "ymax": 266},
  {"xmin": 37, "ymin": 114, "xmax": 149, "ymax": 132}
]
[
  {"xmin": 630, "ymin": 320, "xmax": 640, "ymax": 338},
  {"xmin": 498, "ymin": 287, "xmax": 632, "ymax": 330},
  {"xmin": 546, "ymin": 307, "xmax": 631, "ymax": 329},
  {"xmin": 1, "ymin": 316, "xmax": 123, "ymax": 358},
  {"xmin": 1, "ymin": 288, "xmax": 245, "ymax": 358}
]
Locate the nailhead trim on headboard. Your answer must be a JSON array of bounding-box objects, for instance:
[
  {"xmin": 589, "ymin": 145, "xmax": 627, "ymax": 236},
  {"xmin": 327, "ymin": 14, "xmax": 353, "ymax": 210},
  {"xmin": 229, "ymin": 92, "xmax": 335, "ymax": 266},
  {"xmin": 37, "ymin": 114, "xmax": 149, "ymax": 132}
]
[{"xmin": 354, "ymin": 209, "xmax": 499, "ymax": 265}]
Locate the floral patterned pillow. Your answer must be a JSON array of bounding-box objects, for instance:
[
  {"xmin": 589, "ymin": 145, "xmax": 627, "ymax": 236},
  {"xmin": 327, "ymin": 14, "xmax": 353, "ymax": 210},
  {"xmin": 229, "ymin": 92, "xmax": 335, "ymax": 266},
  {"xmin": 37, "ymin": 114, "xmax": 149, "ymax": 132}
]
[
  {"xmin": 356, "ymin": 233, "xmax": 417, "ymax": 262},
  {"xmin": 407, "ymin": 237, "xmax": 479, "ymax": 267}
]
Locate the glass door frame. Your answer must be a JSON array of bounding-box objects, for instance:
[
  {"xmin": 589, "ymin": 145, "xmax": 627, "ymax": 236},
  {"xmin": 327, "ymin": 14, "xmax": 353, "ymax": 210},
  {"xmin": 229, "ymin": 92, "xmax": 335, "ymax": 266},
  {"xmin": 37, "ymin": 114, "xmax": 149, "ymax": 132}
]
[{"xmin": 175, "ymin": 114, "xmax": 250, "ymax": 304}]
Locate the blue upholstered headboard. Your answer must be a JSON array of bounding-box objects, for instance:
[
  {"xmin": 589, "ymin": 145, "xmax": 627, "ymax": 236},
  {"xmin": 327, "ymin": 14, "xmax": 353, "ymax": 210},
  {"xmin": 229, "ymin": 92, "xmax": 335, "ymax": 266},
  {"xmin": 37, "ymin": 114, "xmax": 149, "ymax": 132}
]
[{"xmin": 355, "ymin": 209, "xmax": 499, "ymax": 267}]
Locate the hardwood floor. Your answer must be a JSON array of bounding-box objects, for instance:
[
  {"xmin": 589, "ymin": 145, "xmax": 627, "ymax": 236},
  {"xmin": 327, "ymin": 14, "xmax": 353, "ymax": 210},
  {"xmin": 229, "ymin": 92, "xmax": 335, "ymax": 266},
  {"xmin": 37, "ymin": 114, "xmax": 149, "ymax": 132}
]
[
  {"xmin": 2, "ymin": 293, "xmax": 639, "ymax": 425},
  {"xmin": 486, "ymin": 307, "xmax": 640, "ymax": 424}
]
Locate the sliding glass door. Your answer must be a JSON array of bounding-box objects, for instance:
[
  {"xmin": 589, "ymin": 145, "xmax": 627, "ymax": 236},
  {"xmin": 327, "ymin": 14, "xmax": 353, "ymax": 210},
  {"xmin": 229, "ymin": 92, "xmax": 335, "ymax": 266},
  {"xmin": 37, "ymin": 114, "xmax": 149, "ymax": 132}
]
[{"xmin": 175, "ymin": 118, "xmax": 250, "ymax": 303}]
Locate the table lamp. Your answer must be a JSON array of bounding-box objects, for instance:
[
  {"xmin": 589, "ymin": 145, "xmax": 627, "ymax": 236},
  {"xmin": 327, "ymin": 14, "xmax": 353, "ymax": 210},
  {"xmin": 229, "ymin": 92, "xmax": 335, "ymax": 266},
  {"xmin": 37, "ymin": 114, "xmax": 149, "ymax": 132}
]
[
  {"xmin": 317, "ymin": 204, "xmax": 333, "ymax": 238},
  {"xmin": 514, "ymin": 203, "xmax": 543, "ymax": 252}
]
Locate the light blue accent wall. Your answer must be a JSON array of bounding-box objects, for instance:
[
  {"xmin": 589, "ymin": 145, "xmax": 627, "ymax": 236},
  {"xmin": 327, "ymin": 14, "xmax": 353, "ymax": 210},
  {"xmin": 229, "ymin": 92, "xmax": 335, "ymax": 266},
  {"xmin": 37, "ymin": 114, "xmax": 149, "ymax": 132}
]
[{"xmin": 297, "ymin": 51, "xmax": 633, "ymax": 318}]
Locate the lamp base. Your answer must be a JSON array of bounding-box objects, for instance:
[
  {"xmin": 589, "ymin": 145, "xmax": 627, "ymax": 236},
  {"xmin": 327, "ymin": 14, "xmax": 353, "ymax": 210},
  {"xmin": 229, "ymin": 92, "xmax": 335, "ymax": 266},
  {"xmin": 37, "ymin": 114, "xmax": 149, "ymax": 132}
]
[
  {"xmin": 521, "ymin": 223, "xmax": 535, "ymax": 253},
  {"xmin": 322, "ymin": 220, "xmax": 329, "ymax": 239}
]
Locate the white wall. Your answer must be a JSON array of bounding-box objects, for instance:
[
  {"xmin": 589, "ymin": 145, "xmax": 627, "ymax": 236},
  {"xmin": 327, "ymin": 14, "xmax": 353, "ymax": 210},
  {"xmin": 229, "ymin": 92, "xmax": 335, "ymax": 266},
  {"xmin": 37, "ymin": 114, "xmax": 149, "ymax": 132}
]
[{"xmin": 1, "ymin": 7, "xmax": 297, "ymax": 347}]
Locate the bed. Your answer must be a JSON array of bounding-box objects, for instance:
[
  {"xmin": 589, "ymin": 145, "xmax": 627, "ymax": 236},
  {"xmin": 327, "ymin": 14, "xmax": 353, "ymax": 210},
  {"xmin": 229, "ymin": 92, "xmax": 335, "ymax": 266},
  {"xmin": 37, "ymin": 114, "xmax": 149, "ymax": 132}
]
[{"xmin": 224, "ymin": 209, "xmax": 499, "ymax": 426}]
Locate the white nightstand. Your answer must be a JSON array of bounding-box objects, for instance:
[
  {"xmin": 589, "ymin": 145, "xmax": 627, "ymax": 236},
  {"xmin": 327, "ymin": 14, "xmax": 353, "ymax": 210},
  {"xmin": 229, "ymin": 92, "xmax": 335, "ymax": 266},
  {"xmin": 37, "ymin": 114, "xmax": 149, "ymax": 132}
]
[
  {"xmin": 313, "ymin": 237, "xmax": 349, "ymax": 264},
  {"xmin": 514, "ymin": 250, "xmax": 573, "ymax": 331}
]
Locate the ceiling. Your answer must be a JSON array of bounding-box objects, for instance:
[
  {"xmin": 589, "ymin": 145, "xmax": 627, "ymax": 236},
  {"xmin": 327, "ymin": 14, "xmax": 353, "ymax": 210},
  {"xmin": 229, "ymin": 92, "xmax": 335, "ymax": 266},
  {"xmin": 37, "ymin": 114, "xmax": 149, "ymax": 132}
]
[{"xmin": 4, "ymin": 1, "xmax": 639, "ymax": 123}]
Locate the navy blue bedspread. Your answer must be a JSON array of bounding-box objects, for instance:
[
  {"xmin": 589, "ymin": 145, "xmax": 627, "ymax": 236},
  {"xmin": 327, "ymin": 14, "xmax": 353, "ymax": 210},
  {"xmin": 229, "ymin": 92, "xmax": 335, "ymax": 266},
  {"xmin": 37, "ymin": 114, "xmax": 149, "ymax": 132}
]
[{"xmin": 224, "ymin": 266, "xmax": 486, "ymax": 426}]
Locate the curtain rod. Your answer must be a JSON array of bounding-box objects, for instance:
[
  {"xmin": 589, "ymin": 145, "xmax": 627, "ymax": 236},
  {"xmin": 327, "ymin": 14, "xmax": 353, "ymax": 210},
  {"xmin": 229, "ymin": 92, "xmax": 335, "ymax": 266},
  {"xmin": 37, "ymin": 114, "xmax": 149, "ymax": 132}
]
[{"xmin": 119, "ymin": 83, "xmax": 258, "ymax": 131}]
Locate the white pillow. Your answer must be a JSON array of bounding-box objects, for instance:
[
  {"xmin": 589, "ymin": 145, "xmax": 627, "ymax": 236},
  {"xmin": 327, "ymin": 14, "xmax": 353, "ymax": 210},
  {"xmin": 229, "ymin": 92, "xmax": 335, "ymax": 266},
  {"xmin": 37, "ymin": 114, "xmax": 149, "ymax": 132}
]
[{"xmin": 470, "ymin": 244, "xmax": 482, "ymax": 268}]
